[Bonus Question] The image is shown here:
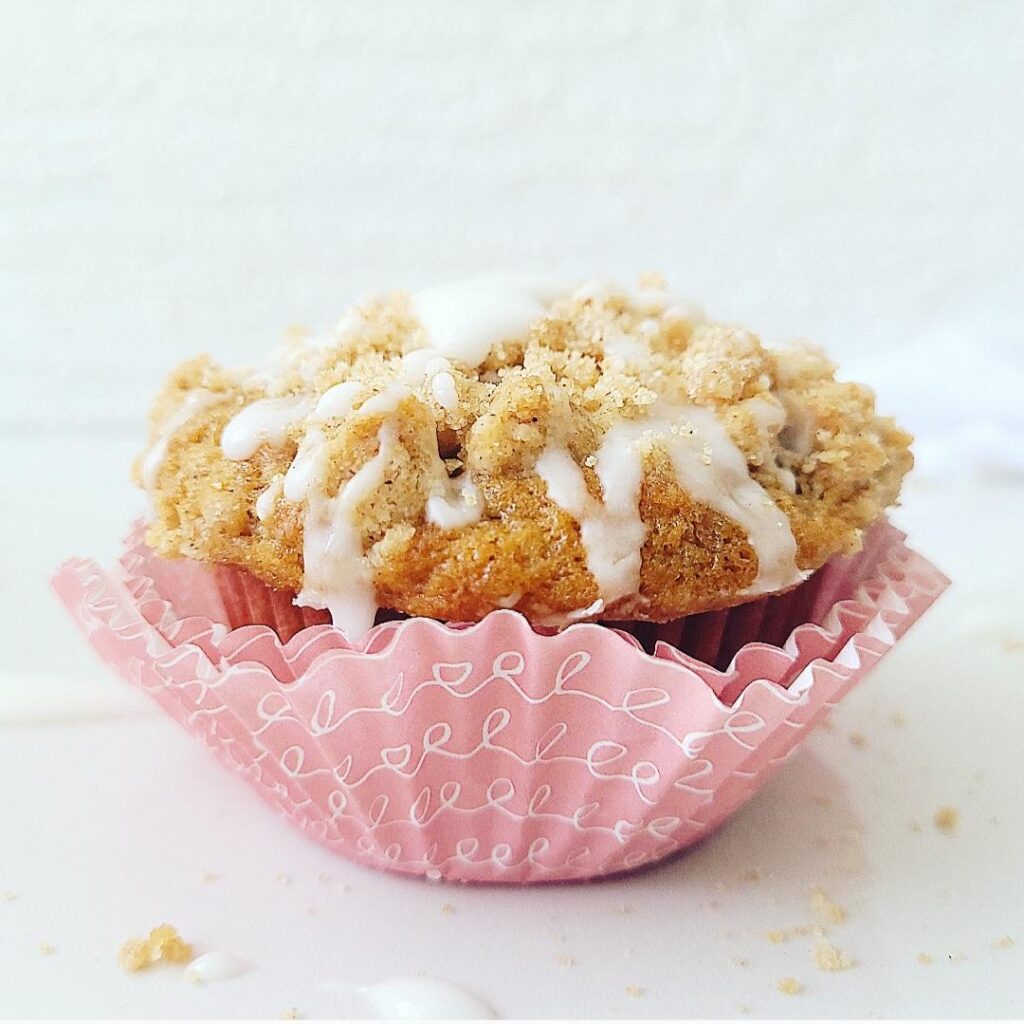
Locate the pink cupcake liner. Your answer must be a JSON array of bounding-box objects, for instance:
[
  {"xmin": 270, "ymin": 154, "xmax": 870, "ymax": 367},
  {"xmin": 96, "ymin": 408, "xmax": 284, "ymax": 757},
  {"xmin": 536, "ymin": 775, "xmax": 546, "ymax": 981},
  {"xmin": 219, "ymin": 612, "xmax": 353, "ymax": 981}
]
[{"xmin": 52, "ymin": 521, "xmax": 947, "ymax": 884}]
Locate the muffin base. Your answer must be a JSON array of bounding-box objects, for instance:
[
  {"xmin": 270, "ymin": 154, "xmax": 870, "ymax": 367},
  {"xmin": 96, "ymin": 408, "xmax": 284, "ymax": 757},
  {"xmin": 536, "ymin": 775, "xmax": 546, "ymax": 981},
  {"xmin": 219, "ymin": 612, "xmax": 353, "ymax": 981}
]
[{"xmin": 52, "ymin": 521, "xmax": 947, "ymax": 884}]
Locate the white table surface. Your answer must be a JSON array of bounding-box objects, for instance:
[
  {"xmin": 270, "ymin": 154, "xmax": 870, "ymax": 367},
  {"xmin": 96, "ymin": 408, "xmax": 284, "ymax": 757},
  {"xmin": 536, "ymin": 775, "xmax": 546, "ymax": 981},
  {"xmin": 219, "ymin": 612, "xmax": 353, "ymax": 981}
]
[{"xmin": 1, "ymin": 435, "xmax": 1022, "ymax": 1019}]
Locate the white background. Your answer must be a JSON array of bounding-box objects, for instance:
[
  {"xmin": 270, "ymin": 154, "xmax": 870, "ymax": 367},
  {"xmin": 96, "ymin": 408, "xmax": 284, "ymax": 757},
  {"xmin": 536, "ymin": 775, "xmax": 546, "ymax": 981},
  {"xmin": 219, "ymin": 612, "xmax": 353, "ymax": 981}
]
[{"xmin": 2, "ymin": 1, "xmax": 1023, "ymax": 1019}]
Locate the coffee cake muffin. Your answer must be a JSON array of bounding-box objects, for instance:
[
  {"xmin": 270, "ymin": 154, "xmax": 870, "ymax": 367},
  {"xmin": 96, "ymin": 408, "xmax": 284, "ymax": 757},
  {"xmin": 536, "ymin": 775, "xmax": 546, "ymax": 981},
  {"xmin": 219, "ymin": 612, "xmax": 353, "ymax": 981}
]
[{"xmin": 136, "ymin": 276, "xmax": 912, "ymax": 638}]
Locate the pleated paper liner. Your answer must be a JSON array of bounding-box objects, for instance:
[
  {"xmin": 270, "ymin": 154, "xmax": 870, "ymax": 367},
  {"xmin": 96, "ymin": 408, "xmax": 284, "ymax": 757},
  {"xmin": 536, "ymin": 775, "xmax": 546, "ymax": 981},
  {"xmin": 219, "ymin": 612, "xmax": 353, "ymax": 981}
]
[{"xmin": 53, "ymin": 520, "xmax": 947, "ymax": 884}]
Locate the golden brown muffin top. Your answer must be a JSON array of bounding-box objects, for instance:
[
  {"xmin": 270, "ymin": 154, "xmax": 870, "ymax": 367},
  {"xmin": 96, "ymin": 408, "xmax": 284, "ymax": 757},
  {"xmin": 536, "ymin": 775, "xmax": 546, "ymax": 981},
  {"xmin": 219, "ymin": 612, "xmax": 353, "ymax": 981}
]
[{"xmin": 137, "ymin": 275, "xmax": 912, "ymax": 637}]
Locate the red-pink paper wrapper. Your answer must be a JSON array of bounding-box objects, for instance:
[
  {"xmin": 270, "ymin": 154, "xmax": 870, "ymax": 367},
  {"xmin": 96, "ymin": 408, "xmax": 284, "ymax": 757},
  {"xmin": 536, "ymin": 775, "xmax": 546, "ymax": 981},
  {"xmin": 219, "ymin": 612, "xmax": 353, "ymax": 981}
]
[{"xmin": 52, "ymin": 521, "xmax": 947, "ymax": 884}]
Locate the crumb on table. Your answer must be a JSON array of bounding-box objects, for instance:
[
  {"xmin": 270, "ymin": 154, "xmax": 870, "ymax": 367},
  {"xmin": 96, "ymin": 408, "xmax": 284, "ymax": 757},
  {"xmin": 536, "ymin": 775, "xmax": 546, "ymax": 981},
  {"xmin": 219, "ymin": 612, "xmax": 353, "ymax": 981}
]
[
  {"xmin": 625, "ymin": 984, "xmax": 644, "ymax": 997},
  {"xmin": 995, "ymin": 936, "xmax": 1014, "ymax": 950},
  {"xmin": 118, "ymin": 924, "xmax": 193, "ymax": 972},
  {"xmin": 777, "ymin": 977, "xmax": 803, "ymax": 995},
  {"xmin": 280, "ymin": 1009, "xmax": 301, "ymax": 1020},
  {"xmin": 38, "ymin": 941, "xmax": 56, "ymax": 955},
  {"xmin": 917, "ymin": 952, "xmax": 934, "ymax": 965},
  {"xmin": 810, "ymin": 885, "xmax": 847, "ymax": 924},
  {"xmin": 1, "ymin": 889, "xmax": 18, "ymax": 902},
  {"xmin": 813, "ymin": 936, "xmax": 854, "ymax": 971},
  {"xmin": 934, "ymin": 807, "xmax": 960, "ymax": 833}
]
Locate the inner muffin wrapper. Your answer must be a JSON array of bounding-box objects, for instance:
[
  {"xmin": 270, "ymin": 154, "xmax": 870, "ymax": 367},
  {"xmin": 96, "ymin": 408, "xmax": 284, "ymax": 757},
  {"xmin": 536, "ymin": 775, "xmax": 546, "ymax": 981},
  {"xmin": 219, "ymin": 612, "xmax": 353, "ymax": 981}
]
[{"xmin": 52, "ymin": 520, "xmax": 947, "ymax": 884}]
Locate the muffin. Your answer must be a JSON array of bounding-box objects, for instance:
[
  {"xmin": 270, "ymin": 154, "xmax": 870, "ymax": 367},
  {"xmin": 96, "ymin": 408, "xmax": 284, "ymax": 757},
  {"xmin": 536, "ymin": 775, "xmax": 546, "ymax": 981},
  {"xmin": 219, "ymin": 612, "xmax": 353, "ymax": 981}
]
[
  {"xmin": 136, "ymin": 275, "xmax": 912, "ymax": 639},
  {"xmin": 55, "ymin": 275, "xmax": 943, "ymax": 884}
]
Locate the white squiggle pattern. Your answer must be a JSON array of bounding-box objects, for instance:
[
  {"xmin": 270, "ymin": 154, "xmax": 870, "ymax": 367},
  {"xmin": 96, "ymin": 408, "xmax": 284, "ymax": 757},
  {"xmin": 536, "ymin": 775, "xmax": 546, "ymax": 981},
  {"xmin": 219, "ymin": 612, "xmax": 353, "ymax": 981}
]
[{"xmin": 51, "ymin": 522, "xmax": 948, "ymax": 883}]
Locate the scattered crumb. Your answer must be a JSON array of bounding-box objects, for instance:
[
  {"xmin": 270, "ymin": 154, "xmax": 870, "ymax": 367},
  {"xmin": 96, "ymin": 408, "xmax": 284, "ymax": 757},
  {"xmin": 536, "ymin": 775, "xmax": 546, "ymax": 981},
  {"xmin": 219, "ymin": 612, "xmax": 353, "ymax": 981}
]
[
  {"xmin": 38, "ymin": 941, "xmax": 56, "ymax": 955},
  {"xmin": 766, "ymin": 930, "xmax": 788, "ymax": 944},
  {"xmin": 819, "ymin": 717, "xmax": 835, "ymax": 732},
  {"xmin": 777, "ymin": 977, "xmax": 803, "ymax": 995},
  {"xmin": 118, "ymin": 924, "xmax": 193, "ymax": 972},
  {"xmin": 614, "ymin": 904, "xmax": 635, "ymax": 916},
  {"xmin": 441, "ymin": 903, "xmax": 455, "ymax": 917},
  {"xmin": 731, "ymin": 957, "xmax": 750, "ymax": 967},
  {"xmin": 813, "ymin": 936, "xmax": 855, "ymax": 971},
  {"xmin": 198, "ymin": 870, "xmax": 219, "ymax": 884},
  {"xmin": 891, "ymin": 711, "xmax": 906, "ymax": 727},
  {"xmin": 810, "ymin": 793, "xmax": 831, "ymax": 807},
  {"xmin": 948, "ymin": 951, "xmax": 966, "ymax": 962},
  {"xmin": 275, "ymin": 871, "xmax": 293, "ymax": 884},
  {"xmin": 810, "ymin": 886, "xmax": 847, "ymax": 924},
  {"xmin": 994, "ymin": 936, "xmax": 1014, "ymax": 950},
  {"xmin": 736, "ymin": 1004, "xmax": 751, "ymax": 1015},
  {"xmin": 625, "ymin": 984, "xmax": 644, "ymax": 997},
  {"xmin": 934, "ymin": 807, "xmax": 960, "ymax": 833},
  {"xmin": 1, "ymin": 889, "xmax": 17, "ymax": 902},
  {"xmin": 280, "ymin": 1009, "xmax": 301, "ymax": 1020},
  {"xmin": 917, "ymin": 952, "xmax": 934, "ymax": 965},
  {"xmin": 316, "ymin": 873, "xmax": 332, "ymax": 883},
  {"xmin": 743, "ymin": 868, "xmax": 763, "ymax": 883},
  {"xmin": 909, "ymin": 821, "xmax": 923, "ymax": 833},
  {"xmin": 1002, "ymin": 637, "xmax": 1024, "ymax": 653},
  {"xmin": 555, "ymin": 954, "xmax": 576, "ymax": 967},
  {"xmin": 849, "ymin": 732, "xmax": 868, "ymax": 749},
  {"xmin": 551, "ymin": 930, "xmax": 566, "ymax": 942}
]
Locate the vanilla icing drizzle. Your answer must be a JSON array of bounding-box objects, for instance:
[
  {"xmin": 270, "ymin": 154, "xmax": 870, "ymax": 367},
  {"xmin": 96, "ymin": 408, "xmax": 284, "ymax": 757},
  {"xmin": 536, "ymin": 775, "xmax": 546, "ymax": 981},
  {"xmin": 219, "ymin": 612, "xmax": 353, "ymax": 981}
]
[
  {"xmin": 141, "ymin": 389, "xmax": 221, "ymax": 492},
  {"xmin": 538, "ymin": 405, "xmax": 804, "ymax": 615},
  {"xmin": 410, "ymin": 275, "xmax": 564, "ymax": 367}
]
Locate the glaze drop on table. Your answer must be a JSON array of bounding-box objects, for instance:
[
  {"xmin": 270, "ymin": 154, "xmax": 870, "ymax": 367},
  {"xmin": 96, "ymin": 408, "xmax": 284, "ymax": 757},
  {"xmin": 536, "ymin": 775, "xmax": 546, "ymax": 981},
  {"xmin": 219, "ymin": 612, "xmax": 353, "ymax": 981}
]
[{"xmin": 358, "ymin": 976, "xmax": 497, "ymax": 1019}]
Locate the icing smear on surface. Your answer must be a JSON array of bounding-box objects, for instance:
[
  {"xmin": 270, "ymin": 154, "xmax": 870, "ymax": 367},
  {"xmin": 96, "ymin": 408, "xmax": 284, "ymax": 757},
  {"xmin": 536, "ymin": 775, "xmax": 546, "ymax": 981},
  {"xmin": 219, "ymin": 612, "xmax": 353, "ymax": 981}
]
[
  {"xmin": 537, "ymin": 405, "xmax": 805, "ymax": 617},
  {"xmin": 357, "ymin": 976, "xmax": 496, "ymax": 1020}
]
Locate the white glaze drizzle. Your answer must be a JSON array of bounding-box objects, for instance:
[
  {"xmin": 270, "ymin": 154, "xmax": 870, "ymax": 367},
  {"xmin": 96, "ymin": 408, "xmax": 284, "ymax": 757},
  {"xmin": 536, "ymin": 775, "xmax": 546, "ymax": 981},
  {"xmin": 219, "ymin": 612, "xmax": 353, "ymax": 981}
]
[
  {"xmin": 357, "ymin": 977, "xmax": 496, "ymax": 1020},
  {"xmin": 183, "ymin": 951, "xmax": 248, "ymax": 984},
  {"xmin": 284, "ymin": 387, "xmax": 409, "ymax": 638},
  {"xmin": 410, "ymin": 275, "xmax": 565, "ymax": 368},
  {"xmin": 281, "ymin": 382, "xmax": 482, "ymax": 631},
  {"xmin": 255, "ymin": 474, "xmax": 285, "ymax": 521},
  {"xmin": 537, "ymin": 405, "xmax": 804, "ymax": 610},
  {"xmin": 601, "ymin": 329, "xmax": 653, "ymax": 370},
  {"xmin": 536, "ymin": 441, "xmax": 646, "ymax": 607},
  {"xmin": 221, "ymin": 395, "xmax": 313, "ymax": 460},
  {"xmin": 400, "ymin": 350, "xmax": 460, "ymax": 411},
  {"xmin": 297, "ymin": 419, "xmax": 398, "ymax": 637},
  {"xmin": 426, "ymin": 474, "xmax": 482, "ymax": 530},
  {"xmin": 141, "ymin": 390, "xmax": 221, "ymax": 491}
]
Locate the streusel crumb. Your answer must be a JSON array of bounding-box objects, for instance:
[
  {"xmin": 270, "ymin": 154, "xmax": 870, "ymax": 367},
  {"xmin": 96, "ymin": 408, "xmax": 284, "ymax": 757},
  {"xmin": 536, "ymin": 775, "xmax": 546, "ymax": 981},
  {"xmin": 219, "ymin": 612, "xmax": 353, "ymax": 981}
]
[
  {"xmin": 118, "ymin": 924, "xmax": 193, "ymax": 972},
  {"xmin": 810, "ymin": 886, "xmax": 847, "ymax": 925},
  {"xmin": 813, "ymin": 936, "xmax": 854, "ymax": 971}
]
